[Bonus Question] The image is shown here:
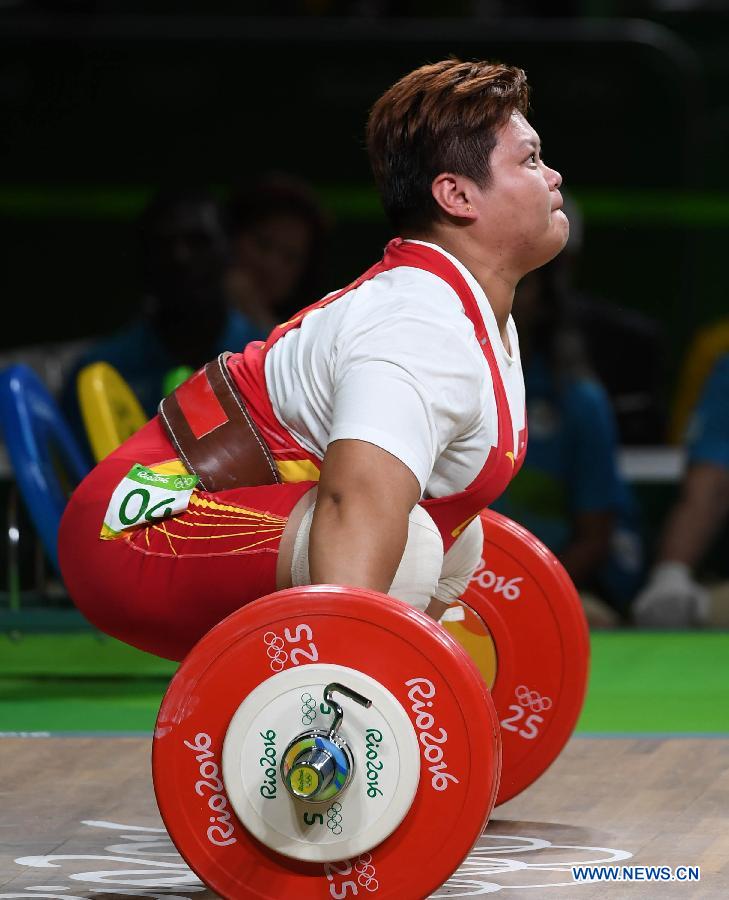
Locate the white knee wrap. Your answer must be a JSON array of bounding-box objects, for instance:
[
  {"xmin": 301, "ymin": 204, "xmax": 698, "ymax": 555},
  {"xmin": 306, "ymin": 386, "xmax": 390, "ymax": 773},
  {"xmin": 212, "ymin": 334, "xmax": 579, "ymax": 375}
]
[
  {"xmin": 291, "ymin": 503, "xmax": 444, "ymax": 612},
  {"xmin": 290, "ymin": 503, "xmax": 315, "ymax": 589},
  {"xmin": 433, "ymin": 515, "xmax": 483, "ymax": 605},
  {"xmin": 389, "ymin": 505, "xmax": 444, "ymax": 610}
]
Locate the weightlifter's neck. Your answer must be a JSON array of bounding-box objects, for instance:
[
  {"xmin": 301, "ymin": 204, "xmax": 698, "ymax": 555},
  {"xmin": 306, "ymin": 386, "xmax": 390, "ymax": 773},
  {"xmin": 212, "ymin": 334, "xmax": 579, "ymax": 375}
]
[{"xmin": 407, "ymin": 227, "xmax": 517, "ymax": 352}]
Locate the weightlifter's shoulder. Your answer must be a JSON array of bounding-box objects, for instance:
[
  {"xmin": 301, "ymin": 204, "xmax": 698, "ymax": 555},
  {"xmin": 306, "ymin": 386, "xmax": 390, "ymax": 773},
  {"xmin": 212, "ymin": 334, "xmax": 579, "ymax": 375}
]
[{"xmin": 340, "ymin": 264, "xmax": 480, "ymax": 350}]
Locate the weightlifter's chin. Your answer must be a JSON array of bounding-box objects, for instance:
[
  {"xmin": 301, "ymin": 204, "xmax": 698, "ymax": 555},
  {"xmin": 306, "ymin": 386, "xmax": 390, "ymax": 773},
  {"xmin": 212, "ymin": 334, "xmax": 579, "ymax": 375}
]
[
  {"xmin": 524, "ymin": 242, "xmax": 568, "ymax": 277},
  {"xmin": 553, "ymin": 209, "xmax": 570, "ymax": 247},
  {"xmin": 536, "ymin": 217, "xmax": 570, "ymax": 269}
]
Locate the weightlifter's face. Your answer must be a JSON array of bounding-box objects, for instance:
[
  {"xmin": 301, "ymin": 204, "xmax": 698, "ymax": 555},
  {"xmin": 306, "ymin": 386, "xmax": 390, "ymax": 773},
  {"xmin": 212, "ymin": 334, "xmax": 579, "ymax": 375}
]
[{"xmin": 473, "ymin": 111, "xmax": 569, "ymax": 274}]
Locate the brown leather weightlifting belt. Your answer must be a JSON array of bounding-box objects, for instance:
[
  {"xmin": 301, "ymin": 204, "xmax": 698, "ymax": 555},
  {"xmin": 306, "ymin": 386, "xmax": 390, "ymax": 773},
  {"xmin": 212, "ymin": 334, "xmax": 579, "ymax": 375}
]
[{"xmin": 158, "ymin": 352, "xmax": 281, "ymax": 492}]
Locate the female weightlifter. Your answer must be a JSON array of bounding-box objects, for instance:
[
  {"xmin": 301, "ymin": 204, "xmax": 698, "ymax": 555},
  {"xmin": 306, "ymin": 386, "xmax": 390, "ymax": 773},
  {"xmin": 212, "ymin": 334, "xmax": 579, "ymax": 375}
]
[{"xmin": 58, "ymin": 58, "xmax": 569, "ymax": 661}]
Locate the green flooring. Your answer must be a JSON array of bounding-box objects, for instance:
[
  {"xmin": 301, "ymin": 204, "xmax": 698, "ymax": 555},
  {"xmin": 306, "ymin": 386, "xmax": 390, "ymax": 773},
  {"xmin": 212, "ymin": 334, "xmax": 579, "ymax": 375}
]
[
  {"xmin": 0, "ymin": 677, "xmax": 170, "ymax": 731},
  {"xmin": 0, "ymin": 633, "xmax": 175, "ymax": 731},
  {"xmin": 579, "ymin": 631, "xmax": 729, "ymax": 733},
  {"xmin": 0, "ymin": 633, "xmax": 177, "ymax": 678},
  {"xmin": 1, "ymin": 632, "xmax": 728, "ymax": 734}
]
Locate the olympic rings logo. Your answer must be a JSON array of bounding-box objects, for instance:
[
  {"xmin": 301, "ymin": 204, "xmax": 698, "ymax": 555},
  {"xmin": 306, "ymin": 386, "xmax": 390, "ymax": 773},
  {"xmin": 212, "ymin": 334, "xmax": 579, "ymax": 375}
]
[
  {"xmin": 355, "ymin": 853, "xmax": 379, "ymax": 892},
  {"xmin": 263, "ymin": 631, "xmax": 288, "ymax": 672},
  {"xmin": 515, "ymin": 684, "xmax": 552, "ymax": 713},
  {"xmin": 301, "ymin": 692, "xmax": 317, "ymax": 725},
  {"xmin": 326, "ymin": 802, "xmax": 343, "ymax": 835}
]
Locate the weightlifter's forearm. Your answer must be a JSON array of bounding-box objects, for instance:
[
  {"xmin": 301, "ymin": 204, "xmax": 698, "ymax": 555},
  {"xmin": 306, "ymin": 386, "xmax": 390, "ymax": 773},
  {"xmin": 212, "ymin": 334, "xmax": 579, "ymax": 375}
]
[{"xmin": 308, "ymin": 490, "xmax": 410, "ymax": 594}]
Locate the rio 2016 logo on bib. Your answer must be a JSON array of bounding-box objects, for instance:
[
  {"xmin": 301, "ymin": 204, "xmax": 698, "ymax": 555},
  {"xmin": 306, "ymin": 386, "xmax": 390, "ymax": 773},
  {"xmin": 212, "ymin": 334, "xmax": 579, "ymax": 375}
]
[{"xmin": 100, "ymin": 464, "xmax": 198, "ymax": 539}]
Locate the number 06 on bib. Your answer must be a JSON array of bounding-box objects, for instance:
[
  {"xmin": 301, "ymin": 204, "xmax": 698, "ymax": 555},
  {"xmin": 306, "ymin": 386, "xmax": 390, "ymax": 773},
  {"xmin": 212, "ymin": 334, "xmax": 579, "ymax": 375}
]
[{"xmin": 101, "ymin": 463, "xmax": 198, "ymax": 539}]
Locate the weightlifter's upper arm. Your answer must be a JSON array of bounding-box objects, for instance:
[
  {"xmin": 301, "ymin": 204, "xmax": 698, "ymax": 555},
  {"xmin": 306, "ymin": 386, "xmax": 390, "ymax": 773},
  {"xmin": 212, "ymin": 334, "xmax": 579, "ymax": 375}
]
[
  {"xmin": 318, "ymin": 438, "xmax": 421, "ymax": 514},
  {"xmin": 310, "ymin": 439, "xmax": 421, "ymax": 594}
]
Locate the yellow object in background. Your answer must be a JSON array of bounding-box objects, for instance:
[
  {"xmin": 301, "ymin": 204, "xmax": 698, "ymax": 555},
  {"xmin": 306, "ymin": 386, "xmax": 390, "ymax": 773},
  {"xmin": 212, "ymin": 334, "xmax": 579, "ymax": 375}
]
[
  {"xmin": 77, "ymin": 362, "xmax": 147, "ymax": 462},
  {"xmin": 670, "ymin": 318, "xmax": 729, "ymax": 444}
]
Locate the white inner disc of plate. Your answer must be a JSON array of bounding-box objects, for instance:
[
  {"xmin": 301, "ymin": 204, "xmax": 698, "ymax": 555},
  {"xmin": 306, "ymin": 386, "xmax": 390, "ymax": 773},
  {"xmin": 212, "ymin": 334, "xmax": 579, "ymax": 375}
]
[{"xmin": 222, "ymin": 663, "xmax": 420, "ymax": 862}]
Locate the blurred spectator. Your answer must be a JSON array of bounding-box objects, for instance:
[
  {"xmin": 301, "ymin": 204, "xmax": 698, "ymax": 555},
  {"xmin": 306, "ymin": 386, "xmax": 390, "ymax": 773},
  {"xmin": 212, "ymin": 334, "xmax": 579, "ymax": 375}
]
[
  {"xmin": 560, "ymin": 198, "xmax": 668, "ymax": 445},
  {"xmin": 60, "ymin": 187, "xmax": 265, "ymax": 428},
  {"xmin": 492, "ymin": 256, "xmax": 645, "ymax": 626},
  {"xmin": 225, "ymin": 172, "xmax": 331, "ymax": 334},
  {"xmin": 634, "ymin": 353, "xmax": 729, "ymax": 628}
]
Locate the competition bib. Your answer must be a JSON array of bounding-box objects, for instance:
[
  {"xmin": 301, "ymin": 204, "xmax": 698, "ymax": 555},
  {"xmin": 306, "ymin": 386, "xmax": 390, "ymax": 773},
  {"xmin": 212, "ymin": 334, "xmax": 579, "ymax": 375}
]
[{"xmin": 101, "ymin": 464, "xmax": 199, "ymax": 539}]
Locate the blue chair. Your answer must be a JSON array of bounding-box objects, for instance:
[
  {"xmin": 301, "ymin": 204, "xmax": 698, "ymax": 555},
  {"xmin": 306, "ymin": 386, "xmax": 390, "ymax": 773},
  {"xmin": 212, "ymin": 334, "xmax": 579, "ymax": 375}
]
[{"xmin": 0, "ymin": 364, "xmax": 91, "ymax": 572}]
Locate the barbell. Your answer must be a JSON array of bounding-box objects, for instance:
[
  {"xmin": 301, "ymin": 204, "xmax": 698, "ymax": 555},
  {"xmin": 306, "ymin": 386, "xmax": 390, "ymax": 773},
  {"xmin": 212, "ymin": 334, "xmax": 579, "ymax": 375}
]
[{"xmin": 152, "ymin": 510, "xmax": 589, "ymax": 898}]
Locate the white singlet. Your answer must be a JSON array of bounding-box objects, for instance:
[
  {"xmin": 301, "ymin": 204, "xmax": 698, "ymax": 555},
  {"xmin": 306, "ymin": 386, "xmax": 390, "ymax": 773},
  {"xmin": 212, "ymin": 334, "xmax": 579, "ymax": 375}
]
[{"xmin": 264, "ymin": 240, "xmax": 526, "ymax": 497}]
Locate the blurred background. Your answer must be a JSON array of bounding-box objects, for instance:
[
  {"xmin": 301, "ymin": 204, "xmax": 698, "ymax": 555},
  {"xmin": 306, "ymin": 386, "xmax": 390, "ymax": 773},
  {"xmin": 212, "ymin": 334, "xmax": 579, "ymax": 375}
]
[{"xmin": 0, "ymin": 0, "xmax": 728, "ymax": 651}]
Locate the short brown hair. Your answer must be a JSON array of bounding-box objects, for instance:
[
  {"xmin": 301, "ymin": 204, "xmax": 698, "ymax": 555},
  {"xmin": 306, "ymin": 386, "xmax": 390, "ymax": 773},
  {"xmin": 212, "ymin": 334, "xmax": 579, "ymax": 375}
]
[{"xmin": 366, "ymin": 59, "xmax": 529, "ymax": 231}]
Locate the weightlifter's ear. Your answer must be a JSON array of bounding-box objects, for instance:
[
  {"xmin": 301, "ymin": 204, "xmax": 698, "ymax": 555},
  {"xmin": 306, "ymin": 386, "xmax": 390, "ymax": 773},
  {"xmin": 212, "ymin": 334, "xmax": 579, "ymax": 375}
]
[{"xmin": 431, "ymin": 173, "xmax": 478, "ymax": 222}]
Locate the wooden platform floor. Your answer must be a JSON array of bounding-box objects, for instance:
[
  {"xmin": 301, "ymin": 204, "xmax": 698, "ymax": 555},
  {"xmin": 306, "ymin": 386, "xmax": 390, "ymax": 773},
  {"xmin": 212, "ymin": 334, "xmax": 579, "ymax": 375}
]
[{"xmin": 1, "ymin": 736, "xmax": 728, "ymax": 898}]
